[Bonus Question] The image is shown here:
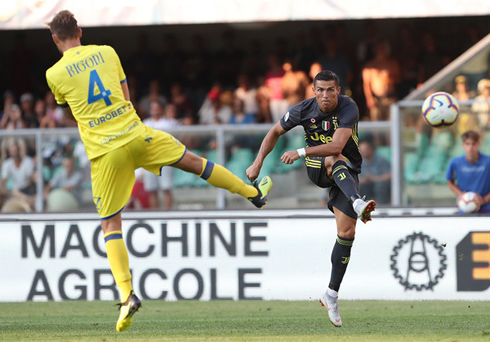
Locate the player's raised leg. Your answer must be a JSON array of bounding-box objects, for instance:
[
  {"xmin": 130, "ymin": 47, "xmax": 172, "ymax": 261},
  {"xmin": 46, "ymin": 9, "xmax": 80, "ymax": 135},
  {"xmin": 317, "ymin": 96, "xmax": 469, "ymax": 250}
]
[
  {"xmin": 328, "ymin": 158, "xmax": 376, "ymax": 223},
  {"xmin": 174, "ymin": 150, "xmax": 273, "ymax": 208},
  {"xmin": 101, "ymin": 214, "xmax": 142, "ymax": 332}
]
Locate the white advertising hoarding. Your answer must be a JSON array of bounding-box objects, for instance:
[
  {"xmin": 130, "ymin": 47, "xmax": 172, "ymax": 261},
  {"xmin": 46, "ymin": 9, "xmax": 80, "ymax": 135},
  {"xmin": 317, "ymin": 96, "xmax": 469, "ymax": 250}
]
[
  {"xmin": 0, "ymin": 211, "xmax": 489, "ymax": 302},
  {"xmin": 1, "ymin": 0, "xmax": 489, "ymax": 30}
]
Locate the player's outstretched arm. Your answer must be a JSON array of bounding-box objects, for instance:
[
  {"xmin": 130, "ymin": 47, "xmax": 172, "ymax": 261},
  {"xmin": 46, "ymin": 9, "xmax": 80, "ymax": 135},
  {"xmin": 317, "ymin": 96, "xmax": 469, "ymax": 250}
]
[
  {"xmin": 247, "ymin": 122, "xmax": 286, "ymax": 182},
  {"xmin": 299, "ymin": 128, "xmax": 352, "ymax": 158}
]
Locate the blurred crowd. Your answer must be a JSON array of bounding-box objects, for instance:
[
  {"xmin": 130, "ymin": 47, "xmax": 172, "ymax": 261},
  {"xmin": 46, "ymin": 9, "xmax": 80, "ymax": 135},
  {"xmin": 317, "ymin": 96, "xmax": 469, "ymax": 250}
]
[
  {"xmin": 1, "ymin": 21, "xmax": 489, "ymax": 130},
  {"xmin": 0, "ymin": 19, "xmax": 489, "ymax": 212}
]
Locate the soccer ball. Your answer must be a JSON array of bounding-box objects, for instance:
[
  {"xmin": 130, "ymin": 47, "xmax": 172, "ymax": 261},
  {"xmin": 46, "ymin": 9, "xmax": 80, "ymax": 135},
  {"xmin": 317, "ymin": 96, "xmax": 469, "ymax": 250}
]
[
  {"xmin": 422, "ymin": 92, "xmax": 459, "ymax": 128},
  {"xmin": 457, "ymin": 192, "xmax": 480, "ymax": 213}
]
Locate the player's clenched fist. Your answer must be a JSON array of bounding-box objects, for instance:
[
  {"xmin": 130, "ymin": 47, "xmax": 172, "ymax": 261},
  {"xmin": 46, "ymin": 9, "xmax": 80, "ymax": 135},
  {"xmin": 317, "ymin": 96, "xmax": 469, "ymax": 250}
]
[{"xmin": 281, "ymin": 150, "xmax": 300, "ymax": 164}]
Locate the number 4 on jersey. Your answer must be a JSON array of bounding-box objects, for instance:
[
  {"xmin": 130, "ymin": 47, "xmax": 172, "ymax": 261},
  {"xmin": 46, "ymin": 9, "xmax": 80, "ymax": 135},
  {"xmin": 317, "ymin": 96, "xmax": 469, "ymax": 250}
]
[{"xmin": 88, "ymin": 69, "xmax": 112, "ymax": 106}]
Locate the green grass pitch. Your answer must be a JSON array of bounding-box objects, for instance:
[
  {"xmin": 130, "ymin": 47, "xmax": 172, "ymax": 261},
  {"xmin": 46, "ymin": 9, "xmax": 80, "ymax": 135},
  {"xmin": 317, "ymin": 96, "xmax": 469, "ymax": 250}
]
[{"xmin": 0, "ymin": 300, "xmax": 489, "ymax": 341}]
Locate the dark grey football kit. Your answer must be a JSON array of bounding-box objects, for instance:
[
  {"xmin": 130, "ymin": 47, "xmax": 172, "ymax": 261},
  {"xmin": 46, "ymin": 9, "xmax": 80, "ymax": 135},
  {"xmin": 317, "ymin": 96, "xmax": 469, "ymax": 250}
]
[{"xmin": 280, "ymin": 95, "xmax": 362, "ymax": 219}]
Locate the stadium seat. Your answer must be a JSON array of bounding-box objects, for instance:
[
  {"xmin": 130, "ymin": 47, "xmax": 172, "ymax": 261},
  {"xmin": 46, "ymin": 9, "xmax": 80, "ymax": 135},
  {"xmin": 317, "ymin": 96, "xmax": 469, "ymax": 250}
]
[
  {"xmin": 278, "ymin": 134, "xmax": 305, "ymax": 172},
  {"xmin": 226, "ymin": 148, "xmax": 254, "ymax": 182},
  {"xmin": 375, "ymin": 146, "xmax": 391, "ymax": 163}
]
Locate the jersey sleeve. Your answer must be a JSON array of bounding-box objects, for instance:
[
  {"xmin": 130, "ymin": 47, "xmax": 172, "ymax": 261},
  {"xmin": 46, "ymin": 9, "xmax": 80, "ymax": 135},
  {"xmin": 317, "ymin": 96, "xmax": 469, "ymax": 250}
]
[
  {"xmin": 109, "ymin": 46, "xmax": 127, "ymax": 84},
  {"xmin": 280, "ymin": 103, "xmax": 302, "ymax": 131},
  {"xmin": 338, "ymin": 99, "xmax": 359, "ymax": 129},
  {"xmin": 446, "ymin": 158, "xmax": 456, "ymax": 181},
  {"xmin": 46, "ymin": 70, "xmax": 67, "ymax": 107}
]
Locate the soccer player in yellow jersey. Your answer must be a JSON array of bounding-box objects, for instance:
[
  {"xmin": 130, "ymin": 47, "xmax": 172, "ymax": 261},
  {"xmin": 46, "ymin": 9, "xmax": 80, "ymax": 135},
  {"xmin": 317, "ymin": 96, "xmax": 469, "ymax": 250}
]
[{"xmin": 45, "ymin": 10, "xmax": 272, "ymax": 332}]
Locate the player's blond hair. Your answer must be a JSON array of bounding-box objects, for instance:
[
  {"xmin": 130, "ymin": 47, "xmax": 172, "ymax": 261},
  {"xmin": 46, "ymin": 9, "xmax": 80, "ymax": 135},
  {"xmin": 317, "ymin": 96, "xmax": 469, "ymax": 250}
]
[{"xmin": 47, "ymin": 10, "xmax": 79, "ymax": 41}]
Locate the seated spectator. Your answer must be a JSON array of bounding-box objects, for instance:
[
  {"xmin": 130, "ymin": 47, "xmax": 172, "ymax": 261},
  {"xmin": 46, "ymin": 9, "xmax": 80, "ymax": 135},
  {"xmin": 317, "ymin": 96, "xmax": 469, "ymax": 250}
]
[
  {"xmin": 234, "ymin": 73, "xmax": 259, "ymax": 122},
  {"xmin": 20, "ymin": 92, "xmax": 38, "ymax": 128},
  {"xmin": 139, "ymin": 78, "xmax": 167, "ymax": 120},
  {"xmin": 452, "ymin": 75, "xmax": 477, "ymax": 102},
  {"xmin": 127, "ymin": 168, "xmax": 151, "ymax": 210},
  {"xmin": 0, "ymin": 103, "xmax": 25, "ymax": 130},
  {"xmin": 471, "ymin": 78, "xmax": 490, "ymax": 129},
  {"xmin": 198, "ymin": 86, "xmax": 232, "ymax": 125},
  {"xmin": 143, "ymin": 100, "xmax": 180, "ymax": 130},
  {"xmin": 169, "ymin": 82, "xmax": 195, "ymax": 124},
  {"xmin": 229, "ymin": 98, "xmax": 255, "ymax": 125},
  {"xmin": 0, "ymin": 139, "xmax": 36, "ymax": 211},
  {"xmin": 358, "ymin": 140, "xmax": 391, "ymax": 204},
  {"xmin": 0, "ymin": 91, "xmax": 16, "ymax": 122},
  {"xmin": 265, "ymin": 53, "xmax": 288, "ymax": 122},
  {"xmin": 44, "ymin": 157, "xmax": 83, "ymax": 212},
  {"xmin": 44, "ymin": 91, "xmax": 64, "ymax": 127},
  {"xmin": 256, "ymin": 76, "xmax": 271, "ymax": 123},
  {"xmin": 305, "ymin": 62, "xmax": 323, "ymax": 99},
  {"xmin": 142, "ymin": 100, "xmax": 181, "ymax": 210},
  {"xmin": 281, "ymin": 59, "xmax": 309, "ymax": 109}
]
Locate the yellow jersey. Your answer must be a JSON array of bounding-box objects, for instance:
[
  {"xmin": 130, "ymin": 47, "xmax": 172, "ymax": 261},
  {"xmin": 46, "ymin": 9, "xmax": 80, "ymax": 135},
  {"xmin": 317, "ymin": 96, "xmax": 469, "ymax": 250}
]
[{"xmin": 46, "ymin": 45, "xmax": 144, "ymax": 160}]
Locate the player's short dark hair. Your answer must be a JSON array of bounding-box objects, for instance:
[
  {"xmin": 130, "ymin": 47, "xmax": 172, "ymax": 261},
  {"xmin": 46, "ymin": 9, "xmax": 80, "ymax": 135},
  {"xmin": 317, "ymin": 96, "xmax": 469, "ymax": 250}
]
[
  {"xmin": 47, "ymin": 10, "xmax": 79, "ymax": 41},
  {"xmin": 461, "ymin": 130, "xmax": 480, "ymax": 143},
  {"xmin": 313, "ymin": 70, "xmax": 340, "ymax": 87}
]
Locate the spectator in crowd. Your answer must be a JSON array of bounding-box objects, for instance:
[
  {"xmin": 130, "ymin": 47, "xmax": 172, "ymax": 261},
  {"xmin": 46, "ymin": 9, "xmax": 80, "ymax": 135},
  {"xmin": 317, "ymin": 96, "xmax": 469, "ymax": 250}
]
[
  {"xmin": 281, "ymin": 59, "xmax": 309, "ymax": 109},
  {"xmin": 38, "ymin": 97, "xmax": 57, "ymax": 128},
  {"xmin": 44, "ymin": 90, "xmax": 64, "ymax": 127},
  {"xmin": 0, "ymin": 138, "xmax": 36, "ymax": 211},
  {"xmin": 142, "ymin": 100, "xmax": 181, "ymax": 209},
  {"xmin": 44, "ymin": 156, "xmax": 83, "ymax": 211},
  {"xmin": 0, "ymin": 91, "xmax": 16, "ymax": 123},
  {"xmin": 453, "ymin": 75, "xmax": 480, "ymax": 135},
  {"xmin": 127, "ymin": 168, "xmax": 151, "ymax": 210},
  {"xmin": 358, "ymin": 140, "xmax": 391, "ymax": 204},
  {"xmin": 446, "ymin": 130, "xmax": 490, "ymax": 213},
  {"xmin": 305, "ymin": 62, "xmax": 323, "ymax": 99},
  {"xmin": 20, "ymin": 92, "xmax": 38, "ymax": 128},
  {"xmin": 362, "ymin": 40, "xmax": 400, "ymax": 121},
  {"xmin": 33, "ymin": 98, "xmax": 53, "ymax": 129},
  {"xmin": 234, "ymin": 73, "xmax": 259, "ymax": 123},
  {"xmin": 256, "ymin": 75, "xmax": 272, "ymax": 123},
  {"xmin": 452, "ymin": 75, "xmax": 477, "ymax": 102},
  {"xmin": 198, "ymin": 86, "xmax": 232, "ymax": 125},
  {"xmin": 229, "ymin": 97, "xmax": 255, "ymax": 125},
  {"xmin": 138, "ymin": 78, "xmax": 167, "ymax": 120},
  {"xmin": 265, "ymin": 53, "xmax": 288, "ymax": 122},
  {"xmin": 0, "ymin": 102, "xmax": 25, "ymax": 130},
  {"xmin": 169, "ymin": 82, "xmax": 195, "ymax": 125},
  {"xmin": 472, "ymin": 79, "xmax": 490, "ymax": 129}
]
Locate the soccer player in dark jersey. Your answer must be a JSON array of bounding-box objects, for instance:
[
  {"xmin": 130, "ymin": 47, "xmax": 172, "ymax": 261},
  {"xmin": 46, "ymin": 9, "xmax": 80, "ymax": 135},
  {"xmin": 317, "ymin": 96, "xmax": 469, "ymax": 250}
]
[{"xmin": 246, "ymin": 70, "xmax": 376, "ymax": 327}]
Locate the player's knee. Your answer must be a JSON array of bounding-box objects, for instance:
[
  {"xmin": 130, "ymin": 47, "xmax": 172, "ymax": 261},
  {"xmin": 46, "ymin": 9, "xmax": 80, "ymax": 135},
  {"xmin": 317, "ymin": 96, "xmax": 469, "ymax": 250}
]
[{"xmin": 338, "ymin": 225, "xmax": 356, "ymax": 239}]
